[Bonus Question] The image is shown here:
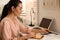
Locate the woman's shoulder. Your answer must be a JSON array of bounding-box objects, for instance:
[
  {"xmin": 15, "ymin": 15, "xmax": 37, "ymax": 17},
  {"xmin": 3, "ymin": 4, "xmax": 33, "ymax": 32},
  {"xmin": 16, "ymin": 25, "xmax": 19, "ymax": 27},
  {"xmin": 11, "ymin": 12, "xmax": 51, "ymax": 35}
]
[
  {"xmin": 0, "ymin": 17, "xmax": 11, "ymax": 29},
  {"xmin": 0, "ymin": 17, "xmax": 10, "ymax": 24}
]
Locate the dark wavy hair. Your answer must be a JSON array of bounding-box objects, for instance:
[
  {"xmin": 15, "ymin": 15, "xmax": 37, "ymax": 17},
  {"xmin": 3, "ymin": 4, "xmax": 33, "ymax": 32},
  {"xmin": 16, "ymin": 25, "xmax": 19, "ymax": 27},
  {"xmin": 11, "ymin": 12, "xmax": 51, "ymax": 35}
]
[{"xmin": 0, "ymin": 0, "xmax": 22, "ymax": 21}]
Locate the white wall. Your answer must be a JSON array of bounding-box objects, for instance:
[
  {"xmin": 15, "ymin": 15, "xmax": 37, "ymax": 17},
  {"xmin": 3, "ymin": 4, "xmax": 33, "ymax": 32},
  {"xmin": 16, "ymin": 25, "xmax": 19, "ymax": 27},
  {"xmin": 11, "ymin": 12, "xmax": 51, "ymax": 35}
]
[
  {"xmin": 21, "ymin": 0, "xmax": 38, "ymax": 26},
  {"xmin": 38, "ymin": 0, "xmax": 60, "ymax": 33}
]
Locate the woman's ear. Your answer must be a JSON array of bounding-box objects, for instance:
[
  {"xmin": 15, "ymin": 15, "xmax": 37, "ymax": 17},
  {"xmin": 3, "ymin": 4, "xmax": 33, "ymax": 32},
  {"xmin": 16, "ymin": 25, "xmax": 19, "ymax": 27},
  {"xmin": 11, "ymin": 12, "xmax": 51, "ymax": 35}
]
[{"xmin": 11, "ymin": 6, "xmax": 15, "ymax": 12}]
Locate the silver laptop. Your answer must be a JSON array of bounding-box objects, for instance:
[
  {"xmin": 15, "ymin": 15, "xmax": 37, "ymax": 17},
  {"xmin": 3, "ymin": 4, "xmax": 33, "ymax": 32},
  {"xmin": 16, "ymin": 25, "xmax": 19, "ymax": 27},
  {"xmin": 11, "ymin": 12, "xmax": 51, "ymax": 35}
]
[
  {"xmin": 33, "ymin": 17, "xmax": 53, "ymax": 30},
  {"xmin": 38, "ymin": 17, "xmax": 53, "ymax": 34},
  {"xmin": 33, "ymin": 17, "xmax": 53, "ymax": 34},
  {"xmin": 39, "ymin": 17, "xmax": 53, "ymax": 30}
]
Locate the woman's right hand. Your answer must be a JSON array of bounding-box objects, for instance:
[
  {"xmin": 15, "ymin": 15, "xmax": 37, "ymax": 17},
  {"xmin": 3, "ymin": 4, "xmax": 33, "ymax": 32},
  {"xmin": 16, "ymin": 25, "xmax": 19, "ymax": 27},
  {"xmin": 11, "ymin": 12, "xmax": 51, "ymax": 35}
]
[
  {"xmin": 32, "ymin": 28, "xmax": 49, "ymax": 34},
  {"xmin": 40, "ymin": 28, "xmax": 49, "ymax": 34}
]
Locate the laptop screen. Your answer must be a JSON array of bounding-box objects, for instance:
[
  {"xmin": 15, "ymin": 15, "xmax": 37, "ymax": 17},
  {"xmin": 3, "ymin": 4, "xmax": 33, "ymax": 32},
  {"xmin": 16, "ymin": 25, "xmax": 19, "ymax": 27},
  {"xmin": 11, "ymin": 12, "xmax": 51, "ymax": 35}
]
[{"xmin": 39, "ymin": 18, "xmax": 52, "ymax": 29}]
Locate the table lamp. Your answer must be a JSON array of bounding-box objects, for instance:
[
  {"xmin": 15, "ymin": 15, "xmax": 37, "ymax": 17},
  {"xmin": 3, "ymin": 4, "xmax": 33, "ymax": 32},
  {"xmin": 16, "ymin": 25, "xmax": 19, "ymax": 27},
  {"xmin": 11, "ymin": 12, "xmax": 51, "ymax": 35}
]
[{"xmin": 29, "ymin": 8, "xmax": 35, "ymax": 26}]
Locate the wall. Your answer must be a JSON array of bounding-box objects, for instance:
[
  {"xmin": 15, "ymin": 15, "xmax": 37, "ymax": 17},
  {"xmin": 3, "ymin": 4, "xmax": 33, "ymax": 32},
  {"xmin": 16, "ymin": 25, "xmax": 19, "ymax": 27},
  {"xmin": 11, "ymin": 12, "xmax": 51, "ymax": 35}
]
[
  {"xmin": 38, "ymin": 0, "xmax": 60, "ymax": 33},
  {"xmin": 22, "ymin": 0, "xmax": 38, "ymax": 26}
]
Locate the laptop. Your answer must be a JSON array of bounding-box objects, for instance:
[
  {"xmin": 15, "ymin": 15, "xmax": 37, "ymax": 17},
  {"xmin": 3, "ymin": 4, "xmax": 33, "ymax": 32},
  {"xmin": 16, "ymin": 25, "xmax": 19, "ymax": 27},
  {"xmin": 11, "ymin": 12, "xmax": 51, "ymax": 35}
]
[
  {"xmin": 39, "ymin": 17, "xmax": 53, "ymax": 29},
  {"xmin": 39, "ymin": 17, "xmax": 53, "ymax": 34},
  {"xmin": 33, "ymin": 17, "xmax": 53, "ymax": 34}
]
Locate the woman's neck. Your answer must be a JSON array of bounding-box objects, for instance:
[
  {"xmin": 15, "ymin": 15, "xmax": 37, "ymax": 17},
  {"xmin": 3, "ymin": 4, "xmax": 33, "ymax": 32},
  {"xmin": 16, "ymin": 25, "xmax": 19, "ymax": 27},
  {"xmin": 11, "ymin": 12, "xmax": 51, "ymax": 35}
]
[{"xmin": 7, "ymin": 12, "xmax": 17, "ymax": 20}]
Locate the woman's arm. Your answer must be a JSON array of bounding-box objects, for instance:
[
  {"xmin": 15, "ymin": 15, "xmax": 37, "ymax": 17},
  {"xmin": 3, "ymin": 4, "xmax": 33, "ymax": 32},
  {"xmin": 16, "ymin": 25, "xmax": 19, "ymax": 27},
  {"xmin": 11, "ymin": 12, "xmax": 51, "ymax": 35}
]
[
  {"xmin": 32, "ymin": 27, "xmax": 49, "ymax": 33},
  {"xmin": 19, "ymin": 22, "xmax": 31, "ymax": 33},
  {"xmin": 19, "ymin": 22, "xmax": 36, "ymax": 38}
]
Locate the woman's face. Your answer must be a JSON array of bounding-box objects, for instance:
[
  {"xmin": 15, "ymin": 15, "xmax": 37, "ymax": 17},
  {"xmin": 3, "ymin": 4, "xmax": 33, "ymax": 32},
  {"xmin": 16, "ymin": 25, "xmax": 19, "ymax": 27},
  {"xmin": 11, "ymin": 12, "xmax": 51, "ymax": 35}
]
[{"xmin": 12, "ymin": 3, "xmax": 22, "ymax": 16}]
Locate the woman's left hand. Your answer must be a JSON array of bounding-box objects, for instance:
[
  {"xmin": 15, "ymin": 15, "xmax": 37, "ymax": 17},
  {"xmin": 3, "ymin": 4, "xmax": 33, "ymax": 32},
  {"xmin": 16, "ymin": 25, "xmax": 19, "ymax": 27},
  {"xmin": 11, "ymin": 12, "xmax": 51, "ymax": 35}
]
[{"xmin": 28, "ymin": 32, "xmax": 36, "ymax": 38}]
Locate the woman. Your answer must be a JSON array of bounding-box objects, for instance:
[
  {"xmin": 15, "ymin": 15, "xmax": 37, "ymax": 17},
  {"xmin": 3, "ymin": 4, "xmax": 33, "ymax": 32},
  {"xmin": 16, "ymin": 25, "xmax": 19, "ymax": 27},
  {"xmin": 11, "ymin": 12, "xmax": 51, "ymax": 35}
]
[
  {"xmin": 0, "ymin": 0, "xmax": 48, "ymax": 40},
  {"xmin": 0, "ymin": 0, "xmax": 35, "ymax": 40}
]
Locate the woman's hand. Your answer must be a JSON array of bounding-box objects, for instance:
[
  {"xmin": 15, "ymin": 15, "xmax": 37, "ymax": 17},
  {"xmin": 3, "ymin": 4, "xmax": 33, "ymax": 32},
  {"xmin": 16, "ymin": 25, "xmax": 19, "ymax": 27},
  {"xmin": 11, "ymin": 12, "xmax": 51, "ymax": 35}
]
[
  {"xmin": 32, "ymin": 28, "xmax": 49, "ymax": 34},
  {"xmin": 40, "ymin": 28, "xmax": 49, "ymax": 34},
  {"xmin": 27, "ymin": 31, "xmax": 36, "ymax": 38}
]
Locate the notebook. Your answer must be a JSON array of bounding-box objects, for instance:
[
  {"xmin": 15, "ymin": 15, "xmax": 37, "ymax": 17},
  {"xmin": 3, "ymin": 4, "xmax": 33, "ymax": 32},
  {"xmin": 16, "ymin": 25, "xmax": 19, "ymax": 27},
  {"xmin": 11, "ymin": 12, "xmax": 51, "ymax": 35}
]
[
  {"xmin": 39, "ymin": 17, "xmax": 53, "ymax": 29},
  {"xmin": 33, "ymin": 17, "xmax": 53, "ymax": 34}
]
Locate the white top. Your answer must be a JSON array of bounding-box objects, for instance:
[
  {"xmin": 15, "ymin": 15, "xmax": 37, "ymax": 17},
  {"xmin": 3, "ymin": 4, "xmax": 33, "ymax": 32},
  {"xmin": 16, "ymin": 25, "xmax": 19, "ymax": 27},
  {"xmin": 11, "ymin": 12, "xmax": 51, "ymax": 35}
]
[{"xmin": 0, "ymin": 17, "xmax": 31, "ymax": 40}]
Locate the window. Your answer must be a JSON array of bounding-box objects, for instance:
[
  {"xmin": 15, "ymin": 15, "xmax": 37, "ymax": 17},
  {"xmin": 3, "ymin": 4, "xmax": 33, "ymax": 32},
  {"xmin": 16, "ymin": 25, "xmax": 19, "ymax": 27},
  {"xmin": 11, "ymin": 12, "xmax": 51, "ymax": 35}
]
[{"xmin": 21, "ymin": 0, "xmax": 26, "ymax": 13}]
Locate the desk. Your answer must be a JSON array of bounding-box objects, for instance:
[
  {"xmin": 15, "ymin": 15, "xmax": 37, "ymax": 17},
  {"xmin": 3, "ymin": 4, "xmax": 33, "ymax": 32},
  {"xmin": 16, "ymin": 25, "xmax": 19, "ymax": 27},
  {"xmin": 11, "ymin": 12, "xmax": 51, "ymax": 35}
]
[
  {"xmin": 41, "ymin": 34, "xmax": 60, "ymax": 40},
  {"xmin": 27, "ymin": 26, "xmax": 60, "ymax": 40},
  {"xmin": 28, "ymin": 34, "xmax": 60, "ymax": 40}
]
